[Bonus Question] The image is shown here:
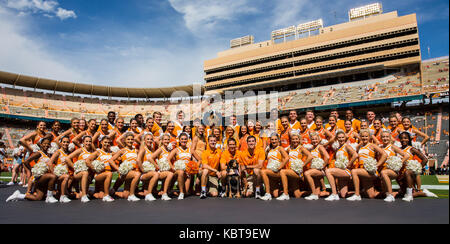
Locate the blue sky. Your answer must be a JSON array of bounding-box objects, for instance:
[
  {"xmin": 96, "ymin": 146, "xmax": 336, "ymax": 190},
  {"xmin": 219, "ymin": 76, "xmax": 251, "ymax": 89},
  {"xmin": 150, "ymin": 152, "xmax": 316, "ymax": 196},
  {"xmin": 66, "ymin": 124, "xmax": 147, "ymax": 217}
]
[{"xmin": 0, "ymin": 0, "xmax": 448, "ymax": 88}]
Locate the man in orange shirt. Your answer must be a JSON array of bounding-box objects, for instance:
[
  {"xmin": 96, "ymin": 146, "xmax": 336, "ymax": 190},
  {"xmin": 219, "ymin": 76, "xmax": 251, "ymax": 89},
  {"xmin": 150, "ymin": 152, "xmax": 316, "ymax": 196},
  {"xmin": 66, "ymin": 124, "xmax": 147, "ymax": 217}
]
[
  {"xmin": 326, "ymin": 109, "xmax": 345, "ymax": 131},
  {"xmin": 305, "ymin": 110, "xmax": 316, "ymax": 130},
  {"xmin": 173, "ymin": 110, "xmax": 185, "ymax": 137},
  {"xmin": 219, "ymin": 138, "xmax": 241, "ymax": 197},
  {"xmin": 151, "ymin": 112, "xmax": 164, "ymax": 137},
  {"xmin": 200, "ymin": 135, "xmax": 222, "ymax": 199},
  {"xmin": 239, "ymin": 136, "xmax": 265, "ymax": 198},
  {"xmin": 288, "ymin": 110, "xmax": 301, "ymax": 133},
  {"xmin": 345, "ymin": 109, "xmax": 361, "ymax": 132}
]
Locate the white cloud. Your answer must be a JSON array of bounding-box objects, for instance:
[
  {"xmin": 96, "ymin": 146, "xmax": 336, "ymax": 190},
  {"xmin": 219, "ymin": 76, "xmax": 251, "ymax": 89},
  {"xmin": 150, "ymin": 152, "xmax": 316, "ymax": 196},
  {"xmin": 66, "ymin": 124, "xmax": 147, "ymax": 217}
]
[
  {"xmin": 55, "ymin": 7, "xmax": 76, "ymax": 20},
  {"xmin": 3, "ymin": 0, "xmax": 76, "ymax": 20},
  {"xmin": 0, "ymin": 6, "xmax": 90, "ymax": 83},
  {"xmin": 168, "ymin": 0, "xmax": 257, "ymax": 33}
]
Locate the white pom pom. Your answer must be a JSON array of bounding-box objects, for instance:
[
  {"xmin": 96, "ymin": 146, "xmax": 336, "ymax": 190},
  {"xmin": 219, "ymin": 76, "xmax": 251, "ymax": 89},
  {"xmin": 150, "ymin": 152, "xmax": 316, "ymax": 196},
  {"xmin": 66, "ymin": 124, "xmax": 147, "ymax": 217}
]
[
  {"xmin": 412, "ymin": 142, "xmax": 422, "ymax": 150},
  {"xmin": 73, "ymin": 160, "xmax": 89, "ymax": 174},
  {"xmin": 331, "ymin": 141, "xmax": 340, "ymax": 151},
  {"xmin": 110, "ymin": 146, "xmax": 120, "ymax": 153},
  {"xmin": 31, "ymin": 144, "xmax": 40, "ymax": 153},
  {"xmin": 267, "ymin": 159, "xmax": 281, "ymax": 172},
  {"xmin": 157, "ymin": 158, "xmax": 171, "ymax": 172},
  {"xmin": 289, "ymin": 159, "xmax": 304, "ymax": 174},
  {"xmin": 406, "ymin": 160, "xmax": 422, "ymax": 175},
  {"xmin": 174, "ymin": 160, "xmax": 187, "ymax": 171},
  {"xmin": 118, "ymin": 160, "xmax": 134, "ymax": 175},
  {"xmin": 303, "ymin": 144, "xmax": 313, "ymax": 150},
  {"xmin": 320, "ymin": 139, "xmax": 329, "ymax": 146},
  {"xmin": 54, "ymin": 164, "xmax": 68, "ymax": 177},
  {"xmin": 334, "ymin": 154, "xmax": 349, "ymax": 169},
  {"xmin": 92, "ymin": 160, "xmax": 105, "ymax": 173},
  {"xmin": 68, "ymin": 143, "xmax": 76, "ymax": 152},
  {"xmin": 363, "ymin": 157, "xmax": 378, "ymax": 174},
  {"xmin": 142, "ymin": 161, "xmax": 156, "ymax": 173},
  {"xmin": 393, "ymin": 141, "xmax": 402, "ymax": 148},
  {"xmin": 31, "ymin": 162, "xmax": 49, "ymax": 178},
  {"xmin": 311, "ymin": 158, "xmax": 325, "ymax": 170},
  {"xmin": 386, "ymin": 156, "xmax": 403, "ymax": 172}
]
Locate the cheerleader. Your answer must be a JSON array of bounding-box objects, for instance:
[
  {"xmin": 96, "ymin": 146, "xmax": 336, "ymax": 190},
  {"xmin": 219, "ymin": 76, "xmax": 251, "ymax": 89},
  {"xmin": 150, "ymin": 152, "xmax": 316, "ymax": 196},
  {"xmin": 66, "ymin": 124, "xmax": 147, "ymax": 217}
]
[
  {"xmin": 93, "ymin": 119, "xmax": 112, "ymax": 148},
  {"xmin": 72, "ymin": 119, "xmax": 98, "ymax": 148},
  {"xmin": 167, "ymin": 133, "xmax": 201, "ymax": 200},
  {"xmin": 108, "ymin": 132, "xmax": 142, "ymax": 202},
  {"xmin": 344, "ymin": 120, "xmax": 359, "ymax": 145},
  {"xmin": 136, "ymin": 134, "xmax": 160, "ymax": 201},
  {"xmin": 48, "ymin": 136, "xmax": 72, "ymax": 203},
  {"xmin": 312, "ymin": 116, "xmax": 334, "ymax": 145},
  {"xmin": 6, "ymin": 137, "xmax": 58, "ymax": 203},
  {"xmin": 398, "ymin": 132, "xmax": 436, "ymax": 201},
  {"xmin": 277, "ymin": 132, "xmax": 313, "ymax": 200},
  {"xmin": 324, "ymin": 131, "xmax": 358, "ymax": 201},
  {"xmin": 346, "ymin": 129, "xmax": 387, "ymax": 201},
  {"xmin": 299, "ymin": 118, "xmax": 311, "ymax": 145},
  {"xmin": 65, "ymin": 135, "xmax": 96, "ymax": 203},
  {"xmin": 49, "ymin": 121, "xmax": 62, "ymax": 143},
  {"xmin": 134, "ymin": 117, "xmax": 157, "ymax": 145},
  {"xmin": 388, "ymin": 116, "xmax": 401, "ymax": 142},
  {"xmin": 212, "ymin": 127, "xmax": 223, "ymax": 150},
  {"xmin": 370, "ymin": 119, "xmax": 383, "ymax": 145},
  {"xmin": 303, "ymin": 132, "xmax": 330, "ymax": 200},
  {"xmin": 279, "ymin": 116, "xmax": 291, "ymax": 150},
  {"xmin": 222, "ymin": 126, "xmax": 239, "ymax": 150},
  {"xmin": 254, "ymin": 121, "xmax": 266, "ymax": 150},
  {"xmin": 19, "ymin": 121, "xmax": 48, "ymax": 153},
  {"xmin": 85, "ymin": 136, "xmax": 115, "ymax": 202},
  {"xmin": 238, "ymin": 125, "xmax": 250, "ymax": 151},
  {"xmin": 400, "ymin": 117, "xmax": 430, "ymax": 146},
  {"xmin": 150, "ymin": 133, "xmax": 175, "ymax": 200},
  {"xmin": 260, "ymin": 133, "xmax": 289, "ymax": 201},
  {"xmin": 182, "ymin": 125, "xmax": 193, "ymax": 148},
  {"xmin": 109, "ymin": 117, "xmax": 127, "ymax": 148},
  {"xmin": 378, "ymin": 131, "xmax": 409, "ymax": 202},
  {"xmin": 79, "ymin": 119, "xmax": 87, "ymax": 132}
]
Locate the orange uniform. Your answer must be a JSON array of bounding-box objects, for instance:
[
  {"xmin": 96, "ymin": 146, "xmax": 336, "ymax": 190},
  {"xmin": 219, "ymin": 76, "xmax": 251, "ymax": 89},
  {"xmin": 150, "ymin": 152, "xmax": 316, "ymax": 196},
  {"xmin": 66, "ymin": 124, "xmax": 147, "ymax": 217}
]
[
  {"xmin": 239, "ymin": 148, "xmax": 265, "ymax": 175},
  {"xmin": 266, "ymin": 146, "xmax": 283, "ymax": 169},
  {"xmin": 97, "ymin": 149, "xmax": 113, "ymax": 172},
  {"xmin": 305, "ymin": 146, "xmax": 322, "ymax": 171},
  {"xmin": 120, "ymin": 148, "xmax": 138, "ymax": 170},
  {"xmin": 201, "ymin": 148, "xmax": 222, "ymax": 176},
  {"xmin": 300, "ymin": 129, "xmax": 311, "ymax": 145},
  {"xmin": 287, "ymin": 145, "xmax": 304, "ymax": 170},
  {"xmin": 220, "ymin": 150, "xmax": 241, "ymax": 170},
  {"xmin": 151, "ymin": 123, "xmax": 164, "ymax": 138},
  {"xmin": 358, "ymin": 143, "xmax": 376, "ymax": 169}
]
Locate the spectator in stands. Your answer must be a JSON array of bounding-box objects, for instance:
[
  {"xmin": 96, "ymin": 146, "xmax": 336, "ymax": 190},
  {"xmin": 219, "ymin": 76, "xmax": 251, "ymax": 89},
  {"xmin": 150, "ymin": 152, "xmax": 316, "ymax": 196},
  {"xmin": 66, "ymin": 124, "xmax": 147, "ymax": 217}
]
[{"xmin": 345, "ymin": 110, "xmax": 361, "ymax": 132}]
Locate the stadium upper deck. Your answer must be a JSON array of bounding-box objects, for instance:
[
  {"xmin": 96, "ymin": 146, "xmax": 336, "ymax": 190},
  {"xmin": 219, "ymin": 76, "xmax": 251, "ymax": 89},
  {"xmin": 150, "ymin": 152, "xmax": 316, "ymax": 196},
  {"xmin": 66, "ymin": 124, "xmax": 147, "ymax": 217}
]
[{"xmin": 204, "ymin": 8, "xmax": 421, "ymax": 94}]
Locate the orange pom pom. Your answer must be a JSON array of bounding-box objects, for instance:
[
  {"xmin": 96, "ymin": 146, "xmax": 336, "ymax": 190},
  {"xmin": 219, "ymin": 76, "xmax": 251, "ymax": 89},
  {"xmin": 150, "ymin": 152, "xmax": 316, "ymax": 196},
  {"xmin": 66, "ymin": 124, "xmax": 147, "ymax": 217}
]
[{"xmin": 186, "ymin": 161, "xmax": 199, "ymax": 175}]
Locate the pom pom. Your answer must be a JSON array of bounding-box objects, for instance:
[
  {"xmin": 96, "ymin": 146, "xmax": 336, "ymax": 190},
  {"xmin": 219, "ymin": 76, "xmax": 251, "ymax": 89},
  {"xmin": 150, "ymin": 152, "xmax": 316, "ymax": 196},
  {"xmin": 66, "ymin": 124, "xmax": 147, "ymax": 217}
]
[
  {"xmin": 73, "ymin": 160, "xmax": 89, "ymax": 174},
  {"xmin": 311, "ymin": 158, "xmax": 325, "ymax": 170},
  {"xmin": 393, "ymin": 141, "xmax": 402, "ymax": 148},
  {"xmin": 174, "ymin": 160, "xmax": 188, "ymax": 171},
  {"xmin": 412, "ymin": 141, "xmax": 422, "ymax": 150},
  {"xmin": 386, "ymin": 156, "xmax": 403, "ymax": 172},
  {"xmin": 334, "ymin": 153, "xmax": 349, "ymax": 169},
  {"xmin": 142, "ymin": 161, "xmax": 156, "ymax": 173},
  {"xmin": 406, "ymin": 160, "xmax": 422, "ymax": 175},
  {"xmin": 185, "ymin": 161, "xmax": 200, "ymax": 175},
  {"xmin": 68, "ymin": 143, "xmax": 76, "ymax": 152},
  {"xmin": 157, "ymin": 158, "xmax": 171, "ymax": 172},
  {"xmin": 266, "ymin": 159, "xmax": 281, "ymax": 173},
  {"xmin": 118, "ymin": 160, "xmax": 134, "ymax": 176},
  {"xmin": 363, "ymin": 157, "xmax": 378, "ymax": 174},
  {"xmin": 110, "ymin": 146, "xmax": 120, "ymax": 153},
  {"xmin": 331, "ymin": 141, "xmax": 340, "ymax": 151},
  {"xmin": 54, "ymin": 164, "xmax": 68, "ymax": 177},
  {"xmin": 92, "ymin": 160, "xmax": 105, "ymax": 173},
  {"xmin": 31, "ymin": 162, "xmax": 49, "ymax": 178},
  {"xmin": 289, "ymin": 159, "xmax": 304, "ymax": 174},
  {"xmin": 303, "ymin": 144, "xmax": 313, "ymax": 150},
  {"xmin": 320, "ymin": 139, "xmax": 329, "ymax": 146},
  {"xmin": 31, "ymin": 144, "xmax": 40, "ymax": 153}
]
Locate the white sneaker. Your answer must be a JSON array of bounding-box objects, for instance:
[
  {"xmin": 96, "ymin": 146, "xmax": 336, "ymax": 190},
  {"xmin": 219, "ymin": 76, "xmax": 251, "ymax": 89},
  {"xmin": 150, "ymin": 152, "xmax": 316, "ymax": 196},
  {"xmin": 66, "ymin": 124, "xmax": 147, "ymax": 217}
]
[
  {"xmin": 145, "ymin": 194, "xmax": 156, "ymax": 201},
  {"xmin": 161, "ymin": 193, "xmax": 171, "ymax": 201},
  {"xmin": 127, "ymin": 194, "xmax": 140, "ymax": 202},
  {"xmin": 200, "ymin": 191, "xmax": 207, "ymax": 199},
  {"xmin": 45, "ymin": 196, "xmax": 58, "ymax": 203},
  {"xmin": 178, "ymin": 193, "xmax": 185, "ymax": 200},
  {"xmin": 102, "ymin": 195, "xmax": 115, "ymax": 202},
  {"xmin": 23, "ymin": 184, "xmax": 28, "ymax": 188},
  {"xmin": 305, "ymin": 194, "xmax": 319, "ymax": 200},
  {"xmin": 325, "ymin": 194, "xmax": 340, "ymax": 201},
  {"xmin": 346, "ymin": 195, "xmax": 362, "ymax": 201},
  {"xmin": 59, "ymin": 195, "xmax": 71, "ymax": 203},
  {"xmin": 255, "ymin": 192, "xmax": 261, "ymax": 199},
  {"xmin": 402, "ymin": 195, "xmax": 413, "ymax": 202},
  {"xmin": 276, "ymin": 194, "xmax": 290, "ymax": 201},
  {"xmin": 260, "ymin": 193, "xmax": 272, "ymax": 201},
  {"xmin": 81, "ymin": 195, "xmax": 90, "ymax": 203},
  {"xmin": 219, "ymin": 191, "xmax": 226, "ymax": 198},
  {"xmin": 423, "ymin": 189, "xmax": 438, "ymax": 198},
  {"xmin": 18, "ymin": 182, "xmax": 23, "ymax": 186},
  {"xmin": 384, "ymin": 194, "xmax": 395, "ymax": 202},
  {"xmin": 7, "ymin": 182, "xmax": 15, "ymax": 186},
  {"xmin": 6, "ymin": 190, "xmax": 21, "ymax": 202}
]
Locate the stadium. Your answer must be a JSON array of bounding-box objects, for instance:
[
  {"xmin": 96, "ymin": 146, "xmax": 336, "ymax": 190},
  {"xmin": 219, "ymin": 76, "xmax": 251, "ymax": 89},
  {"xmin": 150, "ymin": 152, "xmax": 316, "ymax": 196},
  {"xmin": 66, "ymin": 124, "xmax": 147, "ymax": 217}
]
[{"xmin": 0, "ymin": 2, "xmax": 448, "ymax": 224}]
